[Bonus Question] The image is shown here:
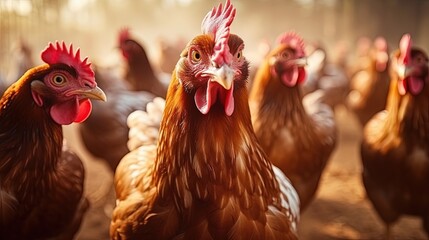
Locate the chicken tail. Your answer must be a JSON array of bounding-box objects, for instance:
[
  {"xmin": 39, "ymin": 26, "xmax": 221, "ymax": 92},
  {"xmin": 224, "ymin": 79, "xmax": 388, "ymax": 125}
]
[{"xmin": 127, "ymin": 97, "xmax": 166, "ymax": 151}]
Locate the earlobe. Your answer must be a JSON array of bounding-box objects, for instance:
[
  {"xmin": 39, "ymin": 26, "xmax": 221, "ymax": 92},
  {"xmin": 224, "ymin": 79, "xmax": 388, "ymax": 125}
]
[
  {"xmin": 30, "ymin": 80, "xmax": 48, "ymax": 106},
  {"xmin": 31, "ymin": 89, "xmax": 44, "ymax": 107},
  {"xmin": 31, "ymin": 80, "xmax": 45, "ymax": 107}
]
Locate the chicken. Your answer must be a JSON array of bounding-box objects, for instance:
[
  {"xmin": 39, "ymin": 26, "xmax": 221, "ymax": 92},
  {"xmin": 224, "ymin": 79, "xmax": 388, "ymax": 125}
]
[
  {"xmin": 301, "ymin": 42, "xmax": 349, "ymax": 109},
  {"xmin": 0, "ymin": 42, "xmax": 106, "ymax": 239},
  {"xmin": 347, "ymin": 37, "xmax": 390, "ymax": 126},
  {"xmin": 110, "ymin": 1, "xmax": 300, "ymax": 239},
  {"xmin": 118, "ymin": 28, "xmax": 169, "ymax": 97},
  {"xmin": 79, "ymin": 64, "xmax": 156, "ymax": 172},
  {"xmin": 361, "ymin": 34, "xmax": 429, "ymax": 237},
  {"xmin": 249, "ymin": 32, "xmax": 337, "ymax": 211}
]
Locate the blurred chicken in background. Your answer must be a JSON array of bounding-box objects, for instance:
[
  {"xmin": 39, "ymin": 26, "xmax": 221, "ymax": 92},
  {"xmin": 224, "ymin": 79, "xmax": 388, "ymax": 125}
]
[
  {"xmin": 301, "ymin": 41, "xmax": 350, "ymax": 109},
  {"xmin": 346, "ymin": 37, "xmax": 390, "ymax": 126},
  {"xmin": 361, "ymin": 34, "xmax": 429, "ymax": 238},
  {"xmin": 78, "ymin": 28, "xmax": 161, "ymax": 172},
  {"xmin": 119, "ymin": 28, "xmax": 169, "ymax": 97},
  {"xmin": 249, "ymin": 32, "xmax": 337, "ymax": 211}
]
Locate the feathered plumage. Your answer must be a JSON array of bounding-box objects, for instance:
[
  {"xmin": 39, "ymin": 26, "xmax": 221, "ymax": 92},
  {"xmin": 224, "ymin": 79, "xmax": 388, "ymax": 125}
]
[
  {"xmin": 361, "ymin": 34, "xmax": 429, "ymax": 237},
  {"xmin": 249, "ymin": 32, "xmax": 337, "ymax": 211},
  {"xmin": 110, "ymin": 1, "xmax": 300, "ymax": 239},
  {"xmin": 0, "ymin": 42, "xmax": 106, "ymax": 239}
]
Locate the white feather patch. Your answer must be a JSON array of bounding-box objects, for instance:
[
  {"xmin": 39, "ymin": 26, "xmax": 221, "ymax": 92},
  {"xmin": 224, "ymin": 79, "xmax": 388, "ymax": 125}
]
[{"xmin": 272, "ymin": 166, "xmax": 300, "ymax": 233}]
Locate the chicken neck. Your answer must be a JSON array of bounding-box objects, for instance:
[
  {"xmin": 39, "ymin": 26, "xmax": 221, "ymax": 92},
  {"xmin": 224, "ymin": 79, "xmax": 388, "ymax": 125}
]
[
  {"xmin": 154, "ymin": 79, "xmax": 283, "ymax": 216},
  {"xmin": 374, "ymin": 74, "xmax": 429, "ymax": 147},
  {"xmin": 0, "ymin": 69, "xmax": 63, "ymax": 203}
]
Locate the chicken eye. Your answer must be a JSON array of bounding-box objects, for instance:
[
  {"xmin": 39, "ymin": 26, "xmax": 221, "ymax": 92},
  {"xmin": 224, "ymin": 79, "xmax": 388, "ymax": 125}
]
[
  {"xmin": 280, "ymin": 51, "xmax": 290, "ymax": 59},
  {"xmin": 191, "ymin": 50, "xmax": 201, "ymax": 63},
  {"xmin": 416, "ymin": 55, "xmax": 428, "ymax": 64},
  {"xmin": 52, "ymin": 74, "xmax": 66, "ymax": 86},
  {"xmin": 235, "ymin": 50, "xmax": 243, "ymax": 60}
]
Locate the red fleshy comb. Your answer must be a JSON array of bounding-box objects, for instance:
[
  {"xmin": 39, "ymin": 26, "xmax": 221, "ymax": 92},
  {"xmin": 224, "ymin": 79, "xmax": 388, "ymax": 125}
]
[
  {"xmin": 399, "ymin": 33, "xmax": 412, "ymax": 65},
  {"xmin": 276, "ymin": 32, "xmax": 306, "ymax": 58},
  {"xmin": 41, "ymin": 41, "xmax": 95, "ymax": 82},
  {"xmin": 201, "ymin": 0, "xmax": 236, "ymax": 66},
  {"xmin": 119, "ymin": 27, "xmax": 130, "ymax": 46}
]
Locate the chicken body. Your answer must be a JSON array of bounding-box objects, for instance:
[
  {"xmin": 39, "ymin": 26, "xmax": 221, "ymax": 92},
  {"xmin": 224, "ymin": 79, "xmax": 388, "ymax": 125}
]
[
  {"xmin": 0, "ymin": 42, "xmax": 106, "ymax": 239},
  {"xmin": 347, "ymin": 37, "xmax": 390, "ymax": 126},
  {"xmin": 361, "ymin": 34, "xmax": 429, "ymax": 236},
  {"xmin": 110, "ymin": 1, "xmax": 299, "ymax": 239},
  {"xmin": 79, "ymin": 66, "xmax": 156, "ymax": 171},
  {"xmin": 250, "ymin": 33, "xmax": 337, "ymax": 211}
]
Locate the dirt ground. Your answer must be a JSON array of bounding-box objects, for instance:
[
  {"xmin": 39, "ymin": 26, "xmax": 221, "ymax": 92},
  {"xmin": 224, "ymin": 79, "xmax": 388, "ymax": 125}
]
[{"xmin": 63, "ymin": 106, "xmax": 428, "ymax": 240}]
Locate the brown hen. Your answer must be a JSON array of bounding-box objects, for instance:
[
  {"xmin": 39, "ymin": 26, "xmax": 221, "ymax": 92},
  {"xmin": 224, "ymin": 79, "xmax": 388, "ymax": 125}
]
[
  {"xmin": 0, "ymin": 42, "xmax": 106, "ymax": 239},
  {"xmin": 110, "ymin": 1, "xmax": 300, "ymax": 239},
  {"xmin": 249, "ymin": 32, "xmax": 337, "ymax": 211},
  {"xmin": 361, "ymin": 34, "xmax": 429, "ymax": 237}
]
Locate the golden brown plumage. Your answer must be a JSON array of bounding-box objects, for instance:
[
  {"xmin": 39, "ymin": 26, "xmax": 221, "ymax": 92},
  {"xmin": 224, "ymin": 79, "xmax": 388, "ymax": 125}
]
[
  {"xmin": 361, "ymin": 34, "xmax": 429, "ymax": 237},
  {"xmin": 249, "ymin": 32, "xmax": 337, "ymax": 211},
  {"xmin": 0, "ymin": 42, "xmax": 106, "ymax": 239},
  {"xmin": 110, "ymin": 1, "xmax": 300, "ymax": 239}
]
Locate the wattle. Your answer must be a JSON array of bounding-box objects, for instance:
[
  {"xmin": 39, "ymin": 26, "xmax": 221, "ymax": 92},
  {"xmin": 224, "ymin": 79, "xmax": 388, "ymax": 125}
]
[
  {"xmin": 280, "ymin": 67, "xmax": 299, "ymax": 87},
  {"xmin": 194, "ymin": 81, "xmax": 234, "ymax": 116},
  {"xmin": 408, "ymin": 77, "xmax": 424, "ymax": 95},
  {"xmin": 50, "ymin": 98, "xmax": 93, "ymax": 125},
  {"xmin": 398, "ymin": 77, "xmax": 425, "ymax": 95}
]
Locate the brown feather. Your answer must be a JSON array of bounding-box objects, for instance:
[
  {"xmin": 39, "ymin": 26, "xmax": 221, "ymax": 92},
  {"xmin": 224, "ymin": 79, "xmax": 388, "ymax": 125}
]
[
  {"xmin": 250, "ymin": 43, "xmax": 337, "ymax": 211},
  {"xmin": 111, "ymin": 33, "xmax": 298, "ymax": 239},
  {"xmin": 361, "ymin": 46, "xmax": 429, "ymax": 235},
  {"xmin": 0, "ymin": 64, "xmax": 89, "ymax": 239}
]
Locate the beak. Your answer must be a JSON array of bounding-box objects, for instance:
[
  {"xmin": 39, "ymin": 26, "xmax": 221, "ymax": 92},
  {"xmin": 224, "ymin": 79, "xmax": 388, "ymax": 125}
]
[
  {"xmin": 292, "ymin": 57, "xmax": 308, "ymax": 67},
  {"xmin": 72, "ymin": 86, "xmax": 107, "ymax": 102},
  {"xmin": 269, "ymin": 56, "xmax": 307, "ymax": 67},
  {"xmin": 396, "ymin": 63, "xmax": 413, "ymax": 79},
  {"xmin": 204, "ymin": 64, "xmax": 235, "ymax": 90}
]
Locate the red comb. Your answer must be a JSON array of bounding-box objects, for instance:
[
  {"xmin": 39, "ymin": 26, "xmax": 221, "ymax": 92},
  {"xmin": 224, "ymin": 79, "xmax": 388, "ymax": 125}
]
[
  {"xmin": 276, "ymin": 31, "xmax": 306, "ymax": 58},
  {"xmin": 41, "ymin": 41, "xmax": 94, "ymax": 82},
  {"xmin": 399, "ymin": 33, "xmax": 412, "ymax": 65},
  {"xmin": 119, "ymin": 27, "xmax": 130, "ymax": 46},
  {"xmin": 201, "ymin": 0, "xmax": 236, "ymax": 66}
]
